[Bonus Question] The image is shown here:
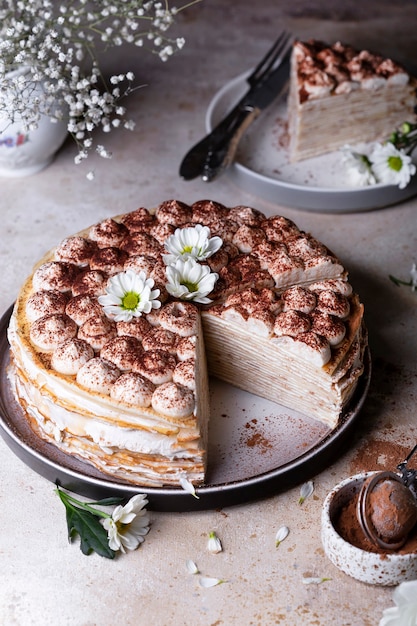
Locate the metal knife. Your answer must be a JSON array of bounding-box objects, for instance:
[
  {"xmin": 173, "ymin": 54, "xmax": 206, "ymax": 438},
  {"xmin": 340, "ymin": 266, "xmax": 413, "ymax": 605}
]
[{"xmin": 179, "ymin": 50, "xmax": 290, "ymax": 182}]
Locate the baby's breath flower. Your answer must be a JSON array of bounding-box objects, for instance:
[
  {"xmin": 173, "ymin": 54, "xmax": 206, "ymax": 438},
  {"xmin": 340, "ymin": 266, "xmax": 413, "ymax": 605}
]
[{"xmin": 0, "ymin": 0, "xmax": 194, "ymax": 175}]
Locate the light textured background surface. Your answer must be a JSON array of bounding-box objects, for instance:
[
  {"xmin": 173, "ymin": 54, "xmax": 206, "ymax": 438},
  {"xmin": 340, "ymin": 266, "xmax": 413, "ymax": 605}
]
[{"xmin": 1, "ymin": 1, "xmax": 417, "ymax": 624}]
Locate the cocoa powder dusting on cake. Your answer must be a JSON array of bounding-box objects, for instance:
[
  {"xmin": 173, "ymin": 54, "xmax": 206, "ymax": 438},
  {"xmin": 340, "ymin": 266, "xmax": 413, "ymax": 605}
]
[
  {"xmin": 89, "ymin": 218, "xmax": 128, "ymax": 248},
  {"xmin": 90, "ymin": 247, "xmax": 128, "ymax": 274}
]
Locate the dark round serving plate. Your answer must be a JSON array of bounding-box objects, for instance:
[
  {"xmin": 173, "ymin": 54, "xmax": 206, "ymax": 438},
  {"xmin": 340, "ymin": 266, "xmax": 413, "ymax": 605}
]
[{"xmin": 0, "ymin": 304, "xmax": 370, "ymax": 511}]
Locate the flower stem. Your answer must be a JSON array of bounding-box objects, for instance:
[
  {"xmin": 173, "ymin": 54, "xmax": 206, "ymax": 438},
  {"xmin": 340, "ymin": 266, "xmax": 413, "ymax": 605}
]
[{"xmin": 55, "ymin": 486, "xmax": 111, "ymax": 519}]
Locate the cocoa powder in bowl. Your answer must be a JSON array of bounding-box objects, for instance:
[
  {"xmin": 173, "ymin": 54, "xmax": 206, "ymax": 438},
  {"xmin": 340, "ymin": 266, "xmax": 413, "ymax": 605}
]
[{"xmin": 335, "ymin": 485, "xmax": 417, "ymax": 555}]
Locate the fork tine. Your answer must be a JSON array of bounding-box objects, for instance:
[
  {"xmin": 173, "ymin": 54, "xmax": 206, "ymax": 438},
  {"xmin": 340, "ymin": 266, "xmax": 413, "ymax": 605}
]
[{"xmin": 248, "ymin": 31, "xmax": 292, "ymax": 86}]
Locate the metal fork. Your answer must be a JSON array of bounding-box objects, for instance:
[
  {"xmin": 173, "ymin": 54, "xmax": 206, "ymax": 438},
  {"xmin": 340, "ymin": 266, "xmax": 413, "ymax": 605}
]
[
  {"xmin": 246, "ymin": 31, "xmax": 292, "ymax": 89},
  {"xmin": 179, "ymin": 31, "xmax": 292, "ymax": 181}
]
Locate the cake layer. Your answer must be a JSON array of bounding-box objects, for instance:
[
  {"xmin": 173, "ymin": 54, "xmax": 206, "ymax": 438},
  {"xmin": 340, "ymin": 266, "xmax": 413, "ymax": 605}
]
[{"xmin": 288, "ymin": 40, "xmax": 417, "ymax": 162}]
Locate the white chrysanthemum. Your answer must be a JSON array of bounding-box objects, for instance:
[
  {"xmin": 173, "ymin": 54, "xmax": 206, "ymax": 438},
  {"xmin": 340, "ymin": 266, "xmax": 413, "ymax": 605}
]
[
  {"xmin": 379, "ymin": 580, "xmax": 417, "ymax": 626},
  {"xmin": 370, "ymin": 142, "xmax": 416, "ymax": 189},
  {"xmin": 340, "ymin": 145, "xmax": 376, "ymax": 187},
  {"xmin": 163, "ymin": 224, "xmax": 222, "ymax": 265},
  {"xmin": 165, "ymin": 258, "xmax": 218, "ymax": 304},
  {"xmin": 102, "ymin": 494, "xmax": 150, "ymax": 553},
  {"xmin": 98, "ymin": 269, "xmax": 161, "ymax": 321}
]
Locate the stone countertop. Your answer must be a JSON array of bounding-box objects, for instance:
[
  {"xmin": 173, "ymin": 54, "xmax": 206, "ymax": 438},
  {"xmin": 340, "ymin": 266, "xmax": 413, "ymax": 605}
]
[{"xmin": 1, "ymin": 1, "xmax": 417, "ymax": 624}]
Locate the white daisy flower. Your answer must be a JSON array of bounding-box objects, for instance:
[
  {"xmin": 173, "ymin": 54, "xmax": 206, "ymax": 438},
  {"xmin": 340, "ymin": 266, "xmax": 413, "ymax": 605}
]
[
  {"xmin": 340, "ymin": 144, "xmax": 376, "ymax": 187},
  {"xmin": 98, "ymin": 269, "xmax": 161, "ymax": 321},
  {"xmin": 163, "ymin": 224, "xmax": 222, "ymax": 265},
  {"xmin": 102, "ymin": 494, "xmax": 150, "ymax": 553},
  {"xmin": 369, "ymin": 142, "xmax": 416, "ymax": 189},
  {"xmin": 165, "ymin": 258, "xmax": 218, "ymax": 304},
  {"xmin": 379, "ymin": 580, "xmax": 417, "ymax": 626}
]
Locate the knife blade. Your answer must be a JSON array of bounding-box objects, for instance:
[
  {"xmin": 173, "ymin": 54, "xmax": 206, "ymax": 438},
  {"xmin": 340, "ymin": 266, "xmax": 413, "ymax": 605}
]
[{"xmin": 179, "ymin": 50, "xmax": 290, "ymax": 182}]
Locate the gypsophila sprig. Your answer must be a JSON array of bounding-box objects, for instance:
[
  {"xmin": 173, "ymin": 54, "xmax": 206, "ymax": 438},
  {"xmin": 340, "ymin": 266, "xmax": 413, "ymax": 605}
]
[
  {"xmin": 55, "ymin": 485, "xmax": 150, "ymax": 558},
  {"xmin": 0, "ymin": 0, "xmax": 198, "ymax": 177}
]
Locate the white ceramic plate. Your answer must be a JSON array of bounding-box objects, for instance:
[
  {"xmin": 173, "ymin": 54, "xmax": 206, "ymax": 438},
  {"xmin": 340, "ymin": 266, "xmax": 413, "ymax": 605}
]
[{"xmin": 205, "ymin": 71, "xmax": 417, "ymax": 212}]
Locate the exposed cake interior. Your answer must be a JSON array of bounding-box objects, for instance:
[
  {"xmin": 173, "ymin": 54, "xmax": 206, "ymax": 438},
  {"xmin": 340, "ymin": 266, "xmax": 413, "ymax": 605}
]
[
  {"xmin": 7, "ymin": 200, "xmax": 368, "ymax": 488},
  {"xmin": 288, "ymin": 39, "xmax": 417, "ymax": 162}
]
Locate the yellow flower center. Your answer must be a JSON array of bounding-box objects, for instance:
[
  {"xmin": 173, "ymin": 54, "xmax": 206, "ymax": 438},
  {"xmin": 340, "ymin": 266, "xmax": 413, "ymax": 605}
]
[
  {"xmin": 388, "ymin": 155, "xmax": 403, "ymax": 172},
  {"xmin": 122, "ymin": 291, "xmax": 140, "ymax": 310},
  {"xmin": 182, "ymin": 280, "xmax": 198, "ymax": 293}
]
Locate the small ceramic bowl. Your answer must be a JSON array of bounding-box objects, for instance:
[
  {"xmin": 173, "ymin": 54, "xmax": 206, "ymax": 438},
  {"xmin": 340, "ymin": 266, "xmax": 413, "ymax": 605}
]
[{"xmin": 321, "ymin": 472, "xmax": 417, "ymax": 586}]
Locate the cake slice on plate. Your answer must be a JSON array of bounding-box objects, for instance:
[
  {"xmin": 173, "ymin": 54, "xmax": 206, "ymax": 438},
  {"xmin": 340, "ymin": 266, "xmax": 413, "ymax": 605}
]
[{"xmin": 287, "ymin": 39, "xmax": 417, "ymax": 162}]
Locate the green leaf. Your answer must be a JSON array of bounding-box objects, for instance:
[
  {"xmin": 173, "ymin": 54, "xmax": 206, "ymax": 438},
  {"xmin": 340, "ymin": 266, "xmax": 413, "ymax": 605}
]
[{"xmin": 66, "ymin": 506, "xmax": 115, "ymax": 559}]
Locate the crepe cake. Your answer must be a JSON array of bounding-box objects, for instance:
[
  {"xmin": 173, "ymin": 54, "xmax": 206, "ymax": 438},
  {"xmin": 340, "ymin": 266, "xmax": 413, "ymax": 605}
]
[
  {"xmin": 7, "ymin": 199, "xmax": 367, "ymax": 488},
  {"xmin": 288, "ymin": 39, "xmax": 417, "ymax": 162}
]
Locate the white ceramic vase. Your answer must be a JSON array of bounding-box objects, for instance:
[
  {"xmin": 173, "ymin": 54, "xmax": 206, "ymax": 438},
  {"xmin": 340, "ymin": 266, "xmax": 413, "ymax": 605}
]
[{"xmin": 0, "ymin": 67, "xmax": 69, "ymax": 177}]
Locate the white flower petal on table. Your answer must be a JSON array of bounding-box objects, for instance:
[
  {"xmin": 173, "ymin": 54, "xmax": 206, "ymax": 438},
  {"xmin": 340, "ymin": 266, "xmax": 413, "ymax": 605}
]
[
  {"xmin": 199, "ymin": 576, "xmax": 226, "ymax": 588},
  {"xmin": 275, "ymin": 525, "xmax": 289, "ymax": 547},
  {"xmin": 298, "ymin": 480, "xmax": 314, "ymax": 504}
]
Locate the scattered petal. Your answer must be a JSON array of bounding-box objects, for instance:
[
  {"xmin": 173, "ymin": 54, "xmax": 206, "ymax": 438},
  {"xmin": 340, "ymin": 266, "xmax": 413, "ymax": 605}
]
[
  {"xmin": 199, "ymin": 576, "xmax": 226, "ymax": 588},
  {"xmin": 186, "ymin": 560, "xmax": 199, "ymax": 575},
  {"xmin": 275, "ymin": 525, "xmax": 289, "ymax": 547},
  {"xmin": 207, "ymin": 531, "xmax": 222, "ymax": 554},
  {"xmin": 299, "ymin": 481, "xmax": 314, "ymax": 504},
  {"xmin": 179, "ymin": 475, "xmax": 199, "ymax": 499},
  {"xmin": 302, "ymin": 577, "xmax": 331, "ymax": 585}
]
